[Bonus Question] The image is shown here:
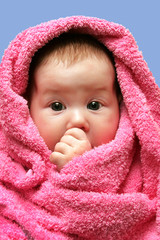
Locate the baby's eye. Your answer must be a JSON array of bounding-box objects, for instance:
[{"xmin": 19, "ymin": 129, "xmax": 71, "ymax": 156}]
[
  {"xmin": 87, "ymin": 101, "xmax": 102, "ymax": 110},
  {"xmin": 50, "ymin": 102, "xmax": 66, "ymax": 111}
]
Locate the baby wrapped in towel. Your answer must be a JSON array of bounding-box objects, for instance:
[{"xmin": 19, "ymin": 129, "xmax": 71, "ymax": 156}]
[{"xmin": 0, "ymin": 16, "xmax": 160, "ymax": 239}]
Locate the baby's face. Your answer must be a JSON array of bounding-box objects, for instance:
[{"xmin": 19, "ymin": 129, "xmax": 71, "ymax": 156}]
[{"xmin": 30, "ymin": 55, "xmax": 120, "ymax": 151}]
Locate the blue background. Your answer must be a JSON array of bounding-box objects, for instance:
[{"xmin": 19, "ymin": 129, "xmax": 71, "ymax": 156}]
[{"xmin": 0, "ymin": 0, "xmax": 160, "ymax": 86}]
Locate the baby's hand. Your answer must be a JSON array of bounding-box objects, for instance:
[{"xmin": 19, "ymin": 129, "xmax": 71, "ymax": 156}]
[{"xmin": 50, "ymin": 128, "xmax": 91, "ymax": 171}]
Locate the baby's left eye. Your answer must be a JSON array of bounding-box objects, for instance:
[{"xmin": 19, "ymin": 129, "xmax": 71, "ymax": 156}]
[{"xmin": 87, "ymin": 101, "xmax": 102, "ymax": 110}]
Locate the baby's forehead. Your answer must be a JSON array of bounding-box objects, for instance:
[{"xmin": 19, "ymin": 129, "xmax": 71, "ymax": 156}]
[{"xmin": 34, "ymin": 55, "xmax": 116, "ymax": 98}]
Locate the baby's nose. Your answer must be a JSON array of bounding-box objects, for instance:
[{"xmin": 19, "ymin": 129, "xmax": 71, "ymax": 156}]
[{"xmin": 66, "ymin": 109, "xmax": 89, "ymax": 132}]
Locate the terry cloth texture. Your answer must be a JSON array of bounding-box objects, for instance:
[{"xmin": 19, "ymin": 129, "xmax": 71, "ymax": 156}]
[{"xmin": 0, "ymin": 16, "xmax": 160, "ymax": 239}]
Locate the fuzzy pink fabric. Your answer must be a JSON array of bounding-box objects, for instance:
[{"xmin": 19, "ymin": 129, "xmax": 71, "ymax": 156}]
[{"xmin": 0, "ymin": 16, "xmax": 160, "ymax": 239}]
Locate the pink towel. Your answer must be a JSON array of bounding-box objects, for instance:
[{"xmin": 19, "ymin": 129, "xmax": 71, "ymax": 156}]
[{"xmin": 0, "ymin": 16, "xmax": 160, "ymax": 239}]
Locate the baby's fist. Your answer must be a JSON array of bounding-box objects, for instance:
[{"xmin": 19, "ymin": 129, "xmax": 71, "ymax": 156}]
[{"xmin": 50, "ymin": 128, "xmax": 91, "ymax": 170}]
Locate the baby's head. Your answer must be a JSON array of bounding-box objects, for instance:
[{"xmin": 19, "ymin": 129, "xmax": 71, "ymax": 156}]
[{"xmin": 25, "ymin": 33, "xmax": 121, "ymax": 151}]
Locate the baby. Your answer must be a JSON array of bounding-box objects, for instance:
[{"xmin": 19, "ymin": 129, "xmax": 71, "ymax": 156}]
[
  {"xmin": 26, "ymin": 33, "xmax": 121, "ymax": 170},
  {"xmin": 1, "ymin": 16, "xmax": 159, "ymax": 239}
]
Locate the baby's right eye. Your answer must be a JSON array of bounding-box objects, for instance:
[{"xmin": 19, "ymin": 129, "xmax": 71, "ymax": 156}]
[{"xmin": 50, "ymin": 102, "xmax": 66, "ymax": 111}]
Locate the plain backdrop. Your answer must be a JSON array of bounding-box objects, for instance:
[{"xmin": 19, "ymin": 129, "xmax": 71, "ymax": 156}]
[{"xmin": 0, "ymin": 0, "xmax": 159, "ymax": 86}]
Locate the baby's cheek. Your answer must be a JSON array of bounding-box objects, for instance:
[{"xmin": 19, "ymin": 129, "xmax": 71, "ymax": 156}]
[
  {"xmin": 91, "ymin": 129, "xmax": 116, "ymax": 147},
  {"xmin": 41, "ymin": 130, "xmax": 62, "ymax": 152}
]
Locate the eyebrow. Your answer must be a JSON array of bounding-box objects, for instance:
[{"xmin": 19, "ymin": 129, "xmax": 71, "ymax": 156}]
[{"xmin": 42, "ymin": 88, "xmax": 64, "ymax": 95}]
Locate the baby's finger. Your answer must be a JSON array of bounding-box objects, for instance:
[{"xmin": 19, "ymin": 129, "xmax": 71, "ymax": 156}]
[
  {"xmin": 50, "ymin": 152, "xmax": 66, "ymax": 170},
  {"xmin": 64, "ymin": 128, "xmax": 88, "ymax": 141},
  {"xmin": 54, "ymin": 142, "xmax": 71, "ymax": 154},
  {"xmin": 60, "ymin": 134, "xmax": 80, "ymax": 147}
]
